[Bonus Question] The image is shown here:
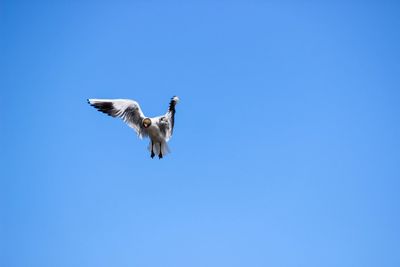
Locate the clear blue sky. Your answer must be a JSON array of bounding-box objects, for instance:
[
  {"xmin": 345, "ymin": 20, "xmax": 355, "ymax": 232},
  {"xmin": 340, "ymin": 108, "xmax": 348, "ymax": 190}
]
[{"xmin": 1, "ymin": 1, "xmax": 400, "ymax": 266}]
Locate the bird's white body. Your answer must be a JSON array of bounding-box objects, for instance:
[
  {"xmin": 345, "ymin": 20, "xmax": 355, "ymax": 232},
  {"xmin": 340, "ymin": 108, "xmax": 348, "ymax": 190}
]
[
  {"xmin": 147, "ymin": 121, "xmax": 163, "ymax": 141},
  {"xmin": 146, "ymin": 119, "xmax": 170, "ymax": 156},
  {"xmin": 88, "ymin": 96, "xmax": 179, "ymax": 159}
]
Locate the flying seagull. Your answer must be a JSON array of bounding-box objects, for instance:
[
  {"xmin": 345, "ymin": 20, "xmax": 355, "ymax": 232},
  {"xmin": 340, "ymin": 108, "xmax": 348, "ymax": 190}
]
[{"xmin": 88, "ymin": 96, "xmax": 179, "ymax": 159}]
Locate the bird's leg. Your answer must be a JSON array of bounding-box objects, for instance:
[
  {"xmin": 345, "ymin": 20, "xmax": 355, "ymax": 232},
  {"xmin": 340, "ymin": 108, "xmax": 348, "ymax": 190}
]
[
  {"xmin": 158, "ymin": 142, "xmax": 163, "ymax": 159},
  {"xmin": 150, "ymin": 141, "xmax": 155, "ymax": 158}
]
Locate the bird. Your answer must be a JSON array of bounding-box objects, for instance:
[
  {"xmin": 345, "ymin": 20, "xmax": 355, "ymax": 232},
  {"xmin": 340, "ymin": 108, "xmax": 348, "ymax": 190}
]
[{"xmin": 88, "ymin": 96, "xmax": 179, "ymax": 159}]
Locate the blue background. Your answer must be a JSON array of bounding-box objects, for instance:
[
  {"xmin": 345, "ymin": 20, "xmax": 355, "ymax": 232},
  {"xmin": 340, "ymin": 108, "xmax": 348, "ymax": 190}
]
[{"xmin": 2, "ymin": 1, "xmax": 400, "ymax": 266}]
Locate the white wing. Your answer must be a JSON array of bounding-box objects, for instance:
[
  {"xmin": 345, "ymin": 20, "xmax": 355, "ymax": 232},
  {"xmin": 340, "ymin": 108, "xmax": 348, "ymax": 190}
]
[
  {"xmin": 88, "ymin": 98, "xmax": 147, "ymax": 138},
  {"xmin": 157, "ymin": 96, "xmax": 179, "ymax": 141}
]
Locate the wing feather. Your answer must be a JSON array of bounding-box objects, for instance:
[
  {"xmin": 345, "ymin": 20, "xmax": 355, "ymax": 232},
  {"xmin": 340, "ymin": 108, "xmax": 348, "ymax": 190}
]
[
  {"xmin": 158, "ymin": 96, "xmax": 179, "ymax": 141},
  {"xmin": 88, "ymin": 98, "xmax": 147, "ymax": 138}
]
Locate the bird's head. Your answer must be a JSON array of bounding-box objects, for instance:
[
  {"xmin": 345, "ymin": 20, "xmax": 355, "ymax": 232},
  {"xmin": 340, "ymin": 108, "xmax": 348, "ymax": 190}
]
[{"xmin": 142, "ymin": 118, "xmax": 152, "ymax": 128}]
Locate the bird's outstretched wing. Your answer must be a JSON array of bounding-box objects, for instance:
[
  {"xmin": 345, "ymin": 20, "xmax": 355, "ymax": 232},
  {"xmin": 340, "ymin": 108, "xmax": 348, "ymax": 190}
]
[
  {"xmin": 88, "ymin": 99, "xmax": 147, "ymax": 138},
  {"xmin": 158, "ymin": 96, "xmax": 179, "ymax": 141}
]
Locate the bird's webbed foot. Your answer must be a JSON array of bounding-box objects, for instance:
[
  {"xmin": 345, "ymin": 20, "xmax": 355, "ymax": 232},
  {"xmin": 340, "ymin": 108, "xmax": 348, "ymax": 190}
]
[
  {"xmin": 158, "ymin": 143, "xmax": 163, "ymax": 159},
  {"xmin": 150, "ymin": 142, "xmax": 155, "ymax": 158}
]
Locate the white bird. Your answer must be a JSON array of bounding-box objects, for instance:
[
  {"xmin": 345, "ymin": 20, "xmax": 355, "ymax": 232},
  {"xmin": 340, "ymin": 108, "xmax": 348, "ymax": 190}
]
[{"xmin": 88, "ymin": 96, "xmax": 179, "ymax": 159}]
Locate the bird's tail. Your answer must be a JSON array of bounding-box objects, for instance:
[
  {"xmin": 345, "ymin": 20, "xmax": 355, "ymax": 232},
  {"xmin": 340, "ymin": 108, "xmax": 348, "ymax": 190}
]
[{"xmin": 148, "ymin": 140, "xmax": 170, "ymax": 157}]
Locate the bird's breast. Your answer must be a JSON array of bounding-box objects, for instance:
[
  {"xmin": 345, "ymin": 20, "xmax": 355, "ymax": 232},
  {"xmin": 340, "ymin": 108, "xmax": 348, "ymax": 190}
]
[{"xmin": 146, "ymin": 125, "xmax": 163, "ymax": 141}]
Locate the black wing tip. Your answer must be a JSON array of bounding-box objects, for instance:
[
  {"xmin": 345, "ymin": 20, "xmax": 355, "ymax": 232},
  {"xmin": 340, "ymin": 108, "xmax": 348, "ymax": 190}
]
[
  {"xmin": 169, "ymin": 96, "xmax": 179, "ymax": 111},
  {"xmin": 87, "ymin": 100, "xmax": 98, "ymax": 110},
  {"xmin": 87, "ymin": 101, "xmax": 117, "ymax": 117}
]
